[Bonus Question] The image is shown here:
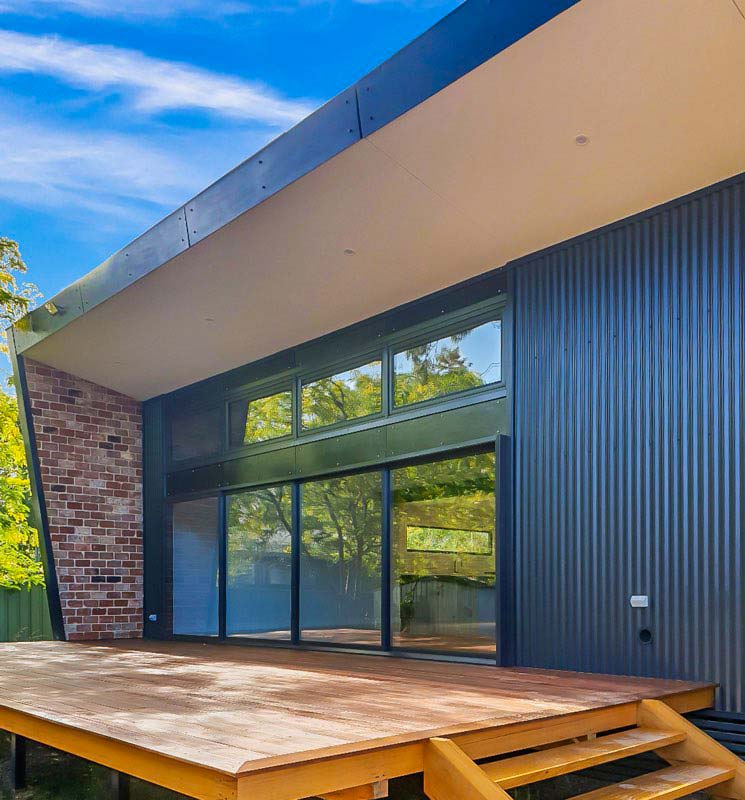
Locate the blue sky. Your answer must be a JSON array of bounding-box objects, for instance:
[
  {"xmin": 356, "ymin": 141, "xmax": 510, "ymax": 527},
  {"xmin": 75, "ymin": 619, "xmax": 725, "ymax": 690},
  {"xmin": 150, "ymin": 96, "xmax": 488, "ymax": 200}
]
[{"xmin": 0, "ymin": 0, "xmax": 461, "ymax": 306}]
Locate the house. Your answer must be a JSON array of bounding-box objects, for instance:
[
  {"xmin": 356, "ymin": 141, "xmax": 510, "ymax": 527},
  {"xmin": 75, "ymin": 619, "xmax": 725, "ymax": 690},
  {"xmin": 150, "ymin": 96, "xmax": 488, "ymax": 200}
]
[{"xmin": 3, "ymin": 0, "xmax": 744, "ymax": 798}]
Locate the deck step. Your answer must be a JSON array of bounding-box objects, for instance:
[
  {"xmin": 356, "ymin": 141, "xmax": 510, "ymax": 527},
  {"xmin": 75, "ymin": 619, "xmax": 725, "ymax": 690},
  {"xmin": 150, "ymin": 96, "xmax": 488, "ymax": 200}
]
[
  {"xmin": 483, "ymin": 728, "xmax": 687, "ymax": 789},
  {"xmin": 568, "ymin": 764, "xmax": 736, "ymax": 800}
]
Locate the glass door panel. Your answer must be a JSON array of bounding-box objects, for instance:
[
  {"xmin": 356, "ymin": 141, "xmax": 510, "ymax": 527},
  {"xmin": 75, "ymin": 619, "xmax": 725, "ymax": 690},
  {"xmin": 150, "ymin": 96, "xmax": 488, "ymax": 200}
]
[
  {"xmin": 170, "ymin": 497, "xmax": 220, "ymax": 636},
  {"xmin": 391, "ymin": 452, "xmax": 497, "ymax": 656},
  {"xmin": 300, "ymin": 472, "xmax": 383, "ymax": 646},
  {"xmin": 226, "ymin": 485, "xmax": 292, "ymax": 639}
]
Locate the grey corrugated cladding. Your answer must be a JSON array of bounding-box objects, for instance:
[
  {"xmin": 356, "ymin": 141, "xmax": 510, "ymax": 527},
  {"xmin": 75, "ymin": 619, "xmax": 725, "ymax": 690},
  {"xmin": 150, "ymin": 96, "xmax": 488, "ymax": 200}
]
[{"xmin": 513, "ymin": 176, "xmax": 744, "ymax": 712}]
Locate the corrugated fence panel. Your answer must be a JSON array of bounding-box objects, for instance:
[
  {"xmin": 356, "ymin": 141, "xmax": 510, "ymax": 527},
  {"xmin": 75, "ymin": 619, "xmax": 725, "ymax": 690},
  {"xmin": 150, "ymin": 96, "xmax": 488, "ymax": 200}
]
[
  {"xmin": 513, "ymin": 177, "xmax": 744, "ymax": 711},
  {"xmin": 0, "ymin": 586, "xmax": 53, "ymax": 642}
]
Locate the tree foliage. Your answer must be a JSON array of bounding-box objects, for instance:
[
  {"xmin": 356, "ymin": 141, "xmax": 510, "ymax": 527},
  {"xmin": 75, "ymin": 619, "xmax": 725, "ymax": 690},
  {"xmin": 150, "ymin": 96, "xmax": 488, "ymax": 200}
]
[
  {"xmin": 0, "ymin": 236, "xmax": 43, "ymax": 589},
  {"xmin": 1, "ymin": 237, "xmax": 40, "ymax": 361},
  {"xmin": 0, "ymin": 390, "xmax": 44, "ymax": 589}
]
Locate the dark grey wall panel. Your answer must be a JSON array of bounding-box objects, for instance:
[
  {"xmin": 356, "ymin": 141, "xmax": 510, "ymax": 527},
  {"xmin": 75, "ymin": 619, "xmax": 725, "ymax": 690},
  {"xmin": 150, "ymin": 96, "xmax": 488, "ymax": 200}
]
[
  {"xmin": 513, "ymin": 177, "xmax": 745, "ymax": 711},
  {"xmin": 143, "ymin": 398, "xmax": 166, "ymax": 639}
]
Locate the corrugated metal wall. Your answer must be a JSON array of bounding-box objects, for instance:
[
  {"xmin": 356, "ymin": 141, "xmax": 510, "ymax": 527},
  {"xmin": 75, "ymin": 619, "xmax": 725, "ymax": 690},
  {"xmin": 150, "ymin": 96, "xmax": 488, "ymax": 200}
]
[
  {"xmin": 513, "ymin": 176, "xmax": 745, "ymax": 711},
  {"xmin": 0, "ymin": 586, "xmax": 53, "ymax": 642}
]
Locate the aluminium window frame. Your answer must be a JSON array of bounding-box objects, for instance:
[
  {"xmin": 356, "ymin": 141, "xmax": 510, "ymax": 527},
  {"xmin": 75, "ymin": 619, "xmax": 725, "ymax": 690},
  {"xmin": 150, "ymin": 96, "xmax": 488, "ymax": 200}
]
[
  {"xmin": 225, "ymin": 378, "xmax": 296, "ymax": 451},
  {"xmin": 164, "ymin": 296, "xmax": 506, "ymax": 472},
  {"xmin": 165, "ymin": 441, "xmax": 501, "ymax": 662},
  {"xmin": 389, "ymin": 309, "xmax": 504, "ymax": 415},
  {"xmin": 297, "ymin": 348, "xmax": 388, "ymax": 436}
]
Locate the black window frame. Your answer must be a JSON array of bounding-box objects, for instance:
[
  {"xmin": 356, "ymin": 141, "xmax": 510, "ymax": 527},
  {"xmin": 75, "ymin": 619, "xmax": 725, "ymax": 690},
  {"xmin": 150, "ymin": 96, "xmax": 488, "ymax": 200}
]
[
  {"xmin": 151, "ymin": 286, "xmax": 514, "ymax": 665},
  {"xmin": 163, "ymin": 297, "xmax": 506, "ymax": 471},
  {"xmin": 164, "ymin": 442, "xmax": 504, "ymax": 663},
  {"xmin": 389, "ymin": 312, "xmax": 504, "ymax": 414},
  {"xmin": 226, "ymin": 378, "xmax": 295, "ymax": 453},
  {"xmin": 297, "ymin": 349, "xmax": 387, "ymax": 436}
]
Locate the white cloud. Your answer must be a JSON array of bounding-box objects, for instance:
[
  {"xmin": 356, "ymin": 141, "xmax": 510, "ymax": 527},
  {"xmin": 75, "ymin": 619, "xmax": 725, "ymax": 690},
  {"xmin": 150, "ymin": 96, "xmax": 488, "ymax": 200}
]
[
  {"xmin": 0, "ymin": 111, "xmax": 271, "ymax": 225},
  {"xmin": 0, "ymin": 0, "xmax": 255, "ymax": 19},
  {"xmin": 0, "ymin": 30, "xmax": 316, "ymax": 126},
  {"xmin": 0, "ymin": 0, "xmax": 434, "ymax": 18}
]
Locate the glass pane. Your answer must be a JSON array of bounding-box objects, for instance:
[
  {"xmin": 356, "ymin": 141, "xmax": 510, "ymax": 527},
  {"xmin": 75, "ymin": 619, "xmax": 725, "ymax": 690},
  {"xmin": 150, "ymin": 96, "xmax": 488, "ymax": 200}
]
[
  {"xmin": 392, "ymin": 452, "xmax": 496, "ymax": 656},
  {"xmin": 170, "ymin": 406, "xmax": 221, "ymax": 462},
  {"xmin": 229, "ymin": 390, "xmax": 292, "ymax": 448},
  {"xmin": 227, "ymin": 486, "xmax": 292, "ymax": 639},
  {"xmin": 301, "ymin": 360, "xmax": 382, "ymax": 430},
  {"xmin": 393, "ymin": 320, "xmax": 502, "ymax": 407},
  {"xmin": 171, "ymin": 497, "xmax": 219, "ymax": 636},
  {"xmin": 300, "ymin": 472, "xmax": 383, "ymax": 646}
]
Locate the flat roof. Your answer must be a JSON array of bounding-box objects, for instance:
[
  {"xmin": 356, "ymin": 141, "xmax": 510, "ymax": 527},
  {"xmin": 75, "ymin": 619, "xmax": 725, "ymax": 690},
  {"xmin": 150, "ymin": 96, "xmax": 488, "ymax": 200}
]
[{"xmin": 12, "ymin": 0, "xmax": 745, "ymax": 399}]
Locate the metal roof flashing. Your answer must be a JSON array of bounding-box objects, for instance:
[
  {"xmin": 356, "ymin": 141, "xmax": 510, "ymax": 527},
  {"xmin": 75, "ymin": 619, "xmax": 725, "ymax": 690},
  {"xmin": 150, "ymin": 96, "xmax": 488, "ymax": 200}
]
[{"xmin": 12, "ymin": 0, "xmax": 578, "ymax": 356}]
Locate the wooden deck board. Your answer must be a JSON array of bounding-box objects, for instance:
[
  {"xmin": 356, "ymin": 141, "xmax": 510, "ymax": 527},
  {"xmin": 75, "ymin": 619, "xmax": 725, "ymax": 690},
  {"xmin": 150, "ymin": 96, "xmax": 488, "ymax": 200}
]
[{"xmin": 0, "ymin": 640, "xmax": 713, "ymax": 782}]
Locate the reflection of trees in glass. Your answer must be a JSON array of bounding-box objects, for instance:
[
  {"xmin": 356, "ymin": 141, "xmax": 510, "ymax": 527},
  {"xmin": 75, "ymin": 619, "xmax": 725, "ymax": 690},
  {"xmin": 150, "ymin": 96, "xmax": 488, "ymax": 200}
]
[
  {"xmin": 227, "ymin": 486, "xmax": 292, "ymax": 638},
  {"xmin": 393, "ymin": 453, "xmax": 496, "ymax": 575},
  {"xmin": 406, "ymin": 525, "xmax": 491, "ymax": 555},
  {"xmin": 392, "ymin": 452, "xmax": 496, "ymax": 642},
  {"xmin": 394, "ymin": 321, "xmax": 501, "ymax": 407},
  {"xmin": 227, "ymin": 486, "xmax": 292, "ymax": 581},
  {"xmin": 236, "ymin": 390, "xmax": 292, "ymax": 446},
  {"xmin": 301, "ymin": 472, "xmax": 382, "ymax": 597},
  {"xmin": 302, "ymin": 361, "xmax": 382, "ymax": 430}
]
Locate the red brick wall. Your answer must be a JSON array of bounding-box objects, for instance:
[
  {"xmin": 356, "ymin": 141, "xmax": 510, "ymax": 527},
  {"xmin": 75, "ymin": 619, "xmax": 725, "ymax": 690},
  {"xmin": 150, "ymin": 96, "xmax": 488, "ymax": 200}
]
[{"xmin": 24, "ymin": 359, "xmax": 143, "ymax": 641}]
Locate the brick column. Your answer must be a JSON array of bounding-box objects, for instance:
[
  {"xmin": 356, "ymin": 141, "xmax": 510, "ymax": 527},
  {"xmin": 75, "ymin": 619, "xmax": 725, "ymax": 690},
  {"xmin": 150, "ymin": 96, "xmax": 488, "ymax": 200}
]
[{"xmin": 24, "ymin": 359, "xmax": 143, "ymax": 640}]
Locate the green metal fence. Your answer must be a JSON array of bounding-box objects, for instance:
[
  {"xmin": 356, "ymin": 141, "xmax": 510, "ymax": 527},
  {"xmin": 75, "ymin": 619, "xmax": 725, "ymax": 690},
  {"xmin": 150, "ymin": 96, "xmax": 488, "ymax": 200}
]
[{"xmin": 0, "ymin": 585, "xmax": 53, "ymax": 641}]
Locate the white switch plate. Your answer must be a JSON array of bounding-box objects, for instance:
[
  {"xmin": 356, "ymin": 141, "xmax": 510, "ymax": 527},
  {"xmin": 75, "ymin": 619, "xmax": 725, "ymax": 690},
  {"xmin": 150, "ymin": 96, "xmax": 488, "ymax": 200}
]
[{"xmin": 630, "ymin": 595, "xmax": 649, "ymax": 608}]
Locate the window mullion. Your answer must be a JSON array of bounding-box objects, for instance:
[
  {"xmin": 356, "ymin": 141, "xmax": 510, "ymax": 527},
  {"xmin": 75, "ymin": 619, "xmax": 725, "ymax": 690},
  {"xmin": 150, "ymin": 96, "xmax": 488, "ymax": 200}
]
[
  {"xmin": 291, "ymin": 481, "xmax": 301, "ymax": 645},
  {"xmin": 382, "ymin": 468, "xmax": 392, "ymax": 651}
]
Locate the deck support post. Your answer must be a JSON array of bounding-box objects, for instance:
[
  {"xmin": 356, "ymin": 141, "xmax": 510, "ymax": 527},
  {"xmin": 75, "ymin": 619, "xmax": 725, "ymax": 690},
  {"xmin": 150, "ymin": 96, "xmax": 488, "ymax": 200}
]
[
  {"xmin": 10, "ymin": 733, "xmax": 27, "ymax": 793},
  {"xmin": 110, "ymin": 770, "xmax": 131, "ymax": 800}
]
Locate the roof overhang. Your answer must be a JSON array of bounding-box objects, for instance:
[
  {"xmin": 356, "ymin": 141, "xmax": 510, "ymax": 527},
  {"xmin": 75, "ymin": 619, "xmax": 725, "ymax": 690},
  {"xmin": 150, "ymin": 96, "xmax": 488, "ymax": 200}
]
[{"xmin": 13, "ymin": 0, "xmax": 745, "ymax": 400}]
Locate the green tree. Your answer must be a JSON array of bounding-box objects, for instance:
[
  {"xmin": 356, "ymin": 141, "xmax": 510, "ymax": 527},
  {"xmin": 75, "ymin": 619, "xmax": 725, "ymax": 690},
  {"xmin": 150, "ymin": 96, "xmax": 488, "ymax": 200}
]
[
  {"xmin": 0, "ymin": 236, "xmax": 43, "ymax": 589},
  {"xmin": 0, "ymin": 390, "xmax": 44, "ymax": 588},
  {"xmin": 1, "ymin": 236, "xmax": 39, "ymax": 361}
]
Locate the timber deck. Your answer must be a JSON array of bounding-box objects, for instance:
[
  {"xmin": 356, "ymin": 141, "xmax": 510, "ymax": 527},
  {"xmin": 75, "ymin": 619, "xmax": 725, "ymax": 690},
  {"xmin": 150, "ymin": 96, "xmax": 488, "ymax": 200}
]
[{"xmin": 0, "ymin": 640, "xmax": 716, "ymax": 800}]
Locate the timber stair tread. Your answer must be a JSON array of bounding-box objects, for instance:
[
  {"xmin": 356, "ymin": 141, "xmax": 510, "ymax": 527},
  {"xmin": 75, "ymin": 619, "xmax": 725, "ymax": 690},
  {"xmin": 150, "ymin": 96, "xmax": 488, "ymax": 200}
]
[
  {"xmin": 483, "ymin": 728, "xmax": 687, "ymax": 788},
  {"xmin": 567, "ymin": 764, "xmax": 736, "ymax": 800},
  {"xmin": 423, "ymin": 700, "xmax": 745, "ymax": 800}
]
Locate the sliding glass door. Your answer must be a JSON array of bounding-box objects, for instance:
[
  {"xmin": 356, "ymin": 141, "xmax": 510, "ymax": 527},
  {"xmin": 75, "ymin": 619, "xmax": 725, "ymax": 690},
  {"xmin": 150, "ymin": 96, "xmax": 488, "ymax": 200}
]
[
  {"xmin": 300, "ymin": 472, "xmax": 383, "ymax": 646},
  {"xmin": 226, "ymin": 485, "xmax": 293, "ymax": 639},
  {"xmin": 391, "ymin": 452, "xmax": 497, "ymax": 656},
  {"xmin": 170, "ymin": 497, "xmax": 220, "ymax": 636},
  {"xmin": 168, "ymin": 446, "xmax": 503, "ymax": 659}
]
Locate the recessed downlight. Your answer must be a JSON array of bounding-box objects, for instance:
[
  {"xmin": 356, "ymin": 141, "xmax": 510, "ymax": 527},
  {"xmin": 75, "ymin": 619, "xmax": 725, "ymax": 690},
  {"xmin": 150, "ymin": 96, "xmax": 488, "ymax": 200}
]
[
  {"xmin": 575, "ymin": 134, "xmax": 590, "ymax": 146},
  {"xmin": 343, "ymin": 248, "xmax": 356, "ymax": 256}
]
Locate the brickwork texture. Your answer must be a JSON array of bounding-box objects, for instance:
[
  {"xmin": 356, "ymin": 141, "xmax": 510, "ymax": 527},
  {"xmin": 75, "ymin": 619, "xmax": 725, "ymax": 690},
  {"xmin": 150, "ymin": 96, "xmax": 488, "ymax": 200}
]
[{"xmin": 24, "ymin": 359, "xmax": 143, "ymax": 640}]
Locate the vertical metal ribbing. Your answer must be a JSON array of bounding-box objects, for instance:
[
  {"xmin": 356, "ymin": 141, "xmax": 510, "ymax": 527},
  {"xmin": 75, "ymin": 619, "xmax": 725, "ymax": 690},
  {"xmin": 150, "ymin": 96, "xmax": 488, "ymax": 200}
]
[
  {"xmin": 513, "ymin": 177, "xmax": 745, "ymax": 711},
  {"xmin": 497, "ymin": 434, "xmax": 515, "ymax": 666},
  {"xmin": 143, "ymin": 398, "xmax": 166, "ymax": 639}
]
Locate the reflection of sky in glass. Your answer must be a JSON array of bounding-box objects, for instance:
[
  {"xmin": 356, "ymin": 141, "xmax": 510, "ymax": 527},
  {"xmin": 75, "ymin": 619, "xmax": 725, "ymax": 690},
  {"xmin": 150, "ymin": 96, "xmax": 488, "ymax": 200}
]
[{"xmin": 395, "ymin": 321, "xmax": 501, "ymax": 383}]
